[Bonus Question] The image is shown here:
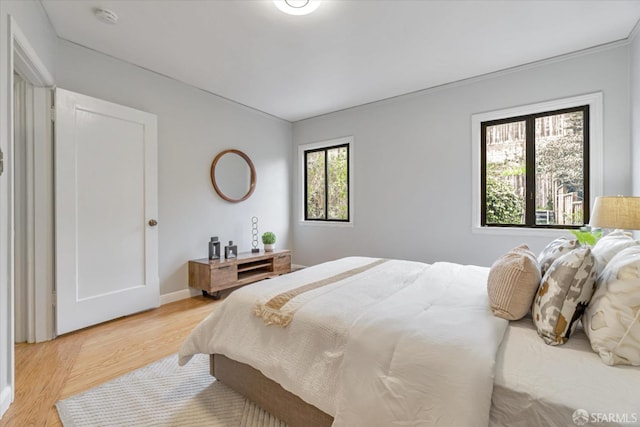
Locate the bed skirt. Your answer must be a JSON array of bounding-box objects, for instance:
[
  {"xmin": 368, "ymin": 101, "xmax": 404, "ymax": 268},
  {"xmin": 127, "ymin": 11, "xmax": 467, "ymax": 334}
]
[{"xmin": 210, "ymin": 354, "xmax": 334, "ymax": 427}]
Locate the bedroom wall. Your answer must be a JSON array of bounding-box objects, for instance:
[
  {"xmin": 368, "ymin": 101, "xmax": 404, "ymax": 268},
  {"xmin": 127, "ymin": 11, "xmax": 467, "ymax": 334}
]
[
  {"xmin": 55, "ymin": 40, "xmax": 292, "ymax": 298},
  {"xmin": 632, "ymin": 25, "xmax": 640, "ymax": 196},
  {"xmin": 292, "ymin": 44, "xmax": 631, "ymax": 267},
  {"xmin": 0, "ymin": 0, "xmax": 58, "ymax": 417}
]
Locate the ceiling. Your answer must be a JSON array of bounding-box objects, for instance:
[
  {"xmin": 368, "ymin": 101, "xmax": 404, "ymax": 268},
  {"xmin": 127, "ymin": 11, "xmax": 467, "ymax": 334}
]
[{"xmin": 40, "ymin": 0, "xmax": 640, "ymax": 122}]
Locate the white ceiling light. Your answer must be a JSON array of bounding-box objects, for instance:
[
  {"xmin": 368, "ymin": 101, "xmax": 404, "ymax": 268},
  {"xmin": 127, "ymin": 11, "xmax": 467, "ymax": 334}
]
[
  {"xmin": 273, "ymin": 0, "xmax": 321, "ymax": 16},
  {"xmin": 94, "ymin": 8, "xmax": 119, "ymax": 25}
]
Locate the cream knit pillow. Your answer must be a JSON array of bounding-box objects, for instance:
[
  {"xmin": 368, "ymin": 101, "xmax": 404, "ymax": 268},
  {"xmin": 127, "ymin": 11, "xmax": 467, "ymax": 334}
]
[{"xmin": 487, "ymin": 245, "xmax": 541, "ymax": 320}]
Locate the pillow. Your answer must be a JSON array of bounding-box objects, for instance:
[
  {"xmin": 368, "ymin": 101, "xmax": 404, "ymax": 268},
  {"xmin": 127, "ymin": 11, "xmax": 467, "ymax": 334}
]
[
  {"xmin": 583, "ymin": 246, "xmax": 640, "ymax": 366},
  {"xmin": 532, "ymin": 246, "xmax": 597, "ymax": 345},
  {"xmin": 591, "ymin": 230, "xmax": 639, "ymax": 273},
  {"xmin": 537, "ymin": 237, "xmax": 579, "ymax": 277},
  {"xmin": 487, "ymin": 245, "xmax": 541, "ymax": 320}
]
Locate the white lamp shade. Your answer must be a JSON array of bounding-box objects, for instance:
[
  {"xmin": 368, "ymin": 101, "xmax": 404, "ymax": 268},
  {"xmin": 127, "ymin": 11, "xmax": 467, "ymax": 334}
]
[{"xmin": 589, "ymin": 196, "xmax": 640, "ymax": 230}]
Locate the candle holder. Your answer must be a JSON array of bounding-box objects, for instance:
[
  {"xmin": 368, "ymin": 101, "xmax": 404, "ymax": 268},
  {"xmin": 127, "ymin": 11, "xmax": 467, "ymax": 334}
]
[
  {"xmin": 224, "ymin": 240, "xmax": 238, "ymax": 259},
  {"xmin": 208, "ymin": 236, "xmax": 220, "ymax": 260}
]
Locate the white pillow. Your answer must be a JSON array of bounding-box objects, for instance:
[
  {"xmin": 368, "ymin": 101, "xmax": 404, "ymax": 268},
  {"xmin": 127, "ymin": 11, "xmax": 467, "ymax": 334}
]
[
  {"xmin": 591, "ymin": 231, "xmax": 639, "ymax": 273},
  {"xmin": 583, "ymin": 246, "xmax": 640, "ymax": 366}
]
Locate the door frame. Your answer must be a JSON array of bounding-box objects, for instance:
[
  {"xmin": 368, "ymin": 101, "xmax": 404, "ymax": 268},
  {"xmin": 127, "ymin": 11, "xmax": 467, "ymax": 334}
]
[
  {"xmin": 1, "ymin": 14, "xmax": 54, "ymax": 417},
  {"xmin": 13, "ymin": 77, "xmax": 55, "ymax": 344}
]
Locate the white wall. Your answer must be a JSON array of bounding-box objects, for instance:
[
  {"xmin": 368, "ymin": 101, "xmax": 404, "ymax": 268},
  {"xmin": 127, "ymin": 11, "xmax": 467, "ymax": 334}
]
[
  {"xmin": 632, "ymin": 25, "xmax": 640, "ymax": 195},
  {"xmin": 55, "ymin": 40, "xmax": 292, "ymax": 297},
  {"xmin": 0, "ymin": 0, "xmax": 57, "ymax": 417},
  {"xmin": 292, "ymin": 44, "xmax": 631, "ymax": 267}
]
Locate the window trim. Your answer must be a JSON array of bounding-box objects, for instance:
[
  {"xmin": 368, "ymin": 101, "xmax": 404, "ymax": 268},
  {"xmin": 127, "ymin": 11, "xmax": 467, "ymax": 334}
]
[
  {"xmin": 299, "ymin": 136, "xmax": 354, "ymax": 227},
  {"xmin": 471, "ymin": 93, "xmax": 603, "ymax": 236}
]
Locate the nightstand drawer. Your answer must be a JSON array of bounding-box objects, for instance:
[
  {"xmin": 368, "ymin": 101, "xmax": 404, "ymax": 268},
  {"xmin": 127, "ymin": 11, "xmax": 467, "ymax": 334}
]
[
  {"xmin": 273, "ymin": 254, "xmax": 291, "ymax": 275},
  {"xmin": 211, "ymin": 264, "xmax": 237, "ymax": 288}
]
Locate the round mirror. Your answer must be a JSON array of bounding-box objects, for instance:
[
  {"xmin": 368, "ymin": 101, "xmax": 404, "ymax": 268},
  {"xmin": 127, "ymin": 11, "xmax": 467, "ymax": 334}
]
[{"xmin": 210, "ymin": 149, "xmax": 256, "ymax": 203}]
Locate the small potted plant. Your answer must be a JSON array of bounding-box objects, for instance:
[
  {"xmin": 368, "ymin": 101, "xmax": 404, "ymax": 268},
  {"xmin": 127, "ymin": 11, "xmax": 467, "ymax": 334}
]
[{"xmin": 262, "ymin": 231, "xmax": 276, "ymax": 252}]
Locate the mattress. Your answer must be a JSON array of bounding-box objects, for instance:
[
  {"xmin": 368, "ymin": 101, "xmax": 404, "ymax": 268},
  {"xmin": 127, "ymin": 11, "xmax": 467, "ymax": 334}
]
[{"xmin": 491, "ymin": 318, "xmax": 640, "ymax": 427}]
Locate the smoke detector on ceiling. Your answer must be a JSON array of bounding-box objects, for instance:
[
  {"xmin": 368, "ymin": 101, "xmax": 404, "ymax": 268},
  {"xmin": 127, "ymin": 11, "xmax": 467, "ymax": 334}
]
[{"xmin": 94, "ymin": 8, "xmax": 119, "ymax": 25}]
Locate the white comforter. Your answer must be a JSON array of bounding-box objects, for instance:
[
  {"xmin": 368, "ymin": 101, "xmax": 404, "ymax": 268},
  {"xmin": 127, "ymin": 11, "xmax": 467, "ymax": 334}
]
[{"xmin": 179, "ymin": 257, "xmax": 508, "ymax": 426}]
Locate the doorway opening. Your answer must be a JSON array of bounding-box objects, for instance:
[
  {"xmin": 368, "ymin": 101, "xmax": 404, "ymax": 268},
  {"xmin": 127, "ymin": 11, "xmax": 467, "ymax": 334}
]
[{"xmin": 1, "ymin": 15, "xmax": 56, "ymax": 419}]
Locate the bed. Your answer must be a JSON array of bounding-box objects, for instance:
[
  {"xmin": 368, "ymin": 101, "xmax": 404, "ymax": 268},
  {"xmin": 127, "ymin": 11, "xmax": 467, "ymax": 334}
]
[{"xmin": 179, "ymin": 257, "xmax": 640, "ymax": 427}]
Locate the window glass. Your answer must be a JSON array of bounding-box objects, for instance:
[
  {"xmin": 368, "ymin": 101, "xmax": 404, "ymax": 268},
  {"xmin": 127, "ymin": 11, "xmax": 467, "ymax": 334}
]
[
  {"xmin": 327, "ymin": 146, "xmax": 348, "ymax": 220},
  {"xmin": 305, "ymin": 150, "xmax": 326, "ymax": 219},
  {"xmin": 534, "ymin": 110, "xmax": 585, "ymax": 226},
  {"xmin": 484, "ymin": 120, "xmax": 526, "ymax": 225}
]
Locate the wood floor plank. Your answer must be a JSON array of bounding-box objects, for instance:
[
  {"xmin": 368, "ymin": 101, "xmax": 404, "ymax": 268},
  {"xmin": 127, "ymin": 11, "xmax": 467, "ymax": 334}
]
[{"xmin": 0, "ymin": 295, "xmax": 219, "ymax": 427}]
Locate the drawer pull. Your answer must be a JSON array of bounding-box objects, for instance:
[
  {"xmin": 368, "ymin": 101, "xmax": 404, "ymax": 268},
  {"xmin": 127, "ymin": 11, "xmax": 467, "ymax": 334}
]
[
  {"xmin": 218, "ymin": 266, "xmax": 231, "ymax": 270},
  {"xmin": 277, "ymin": 255, "xmax": 287, "ymax": 259}
]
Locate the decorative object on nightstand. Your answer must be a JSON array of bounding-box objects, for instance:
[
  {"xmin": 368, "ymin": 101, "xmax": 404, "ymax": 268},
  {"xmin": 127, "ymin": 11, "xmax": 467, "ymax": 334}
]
[
  {"xmin": 589, "ymin": 196, "xmax": 640, "ymax": 232},
  {"xmin": 208, "ymin": 236, "xmax": 221, "ymax": 260},
  {"xmin": 225, "ymin": 241, "xmax": 238, "ymax": 259},
  {"xmin": 262, "ymin": 232, "xmax": 276, "ymax": 252},
  {"xmin": 251, "ymin": 216, "xmax": 260, "ymax": 253}
]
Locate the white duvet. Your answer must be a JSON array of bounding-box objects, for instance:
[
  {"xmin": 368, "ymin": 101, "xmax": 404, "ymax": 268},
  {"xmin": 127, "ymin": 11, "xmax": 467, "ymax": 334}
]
[{"xmin": 179, "ymin": 257, "xmax": 508, "ymax": 426}]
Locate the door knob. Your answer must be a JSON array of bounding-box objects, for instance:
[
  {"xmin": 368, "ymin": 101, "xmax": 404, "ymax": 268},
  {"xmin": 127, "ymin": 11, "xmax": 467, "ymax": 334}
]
[{"xmin": 148, "ymin": 219, "xmax": 158, "ymax": 227}]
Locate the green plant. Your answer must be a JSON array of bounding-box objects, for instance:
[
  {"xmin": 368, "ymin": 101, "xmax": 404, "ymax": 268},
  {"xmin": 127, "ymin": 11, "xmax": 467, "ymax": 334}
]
[
  {"xmin": 485, "ymin": 175, "xmax": 524, "ymax": 224},
  {"xmin": 261, "ymin": 232, "xmax": 276, "ymax": 245},
  {"xmin": 570, "ymin": 227, "xmax": 602, "ymax": 247}
]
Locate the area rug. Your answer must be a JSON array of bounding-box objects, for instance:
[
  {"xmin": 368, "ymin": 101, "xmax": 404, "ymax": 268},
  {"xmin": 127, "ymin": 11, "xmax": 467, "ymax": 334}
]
[{"xmin": 56, "ymin": 353, "xmax": 286, "ymax": 426}]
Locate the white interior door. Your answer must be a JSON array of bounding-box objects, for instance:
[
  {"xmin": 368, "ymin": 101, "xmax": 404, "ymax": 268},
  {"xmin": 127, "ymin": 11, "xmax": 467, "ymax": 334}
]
[{"xmin": 55, "ymin": 88, "xmax": 158, "ymax": 335}]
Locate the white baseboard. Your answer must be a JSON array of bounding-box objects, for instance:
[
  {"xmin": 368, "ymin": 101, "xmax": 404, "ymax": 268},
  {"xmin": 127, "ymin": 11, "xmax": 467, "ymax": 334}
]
[
  {"xmin": 159, "ymin": 288, "xmax": 199, "ymax": 306},
  {"xmin": 0, "ymin": 385, "xmax": 12, "ymax": 419}
]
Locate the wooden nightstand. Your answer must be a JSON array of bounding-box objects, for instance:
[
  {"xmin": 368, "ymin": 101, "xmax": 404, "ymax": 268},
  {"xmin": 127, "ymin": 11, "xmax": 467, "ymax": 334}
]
[{"xmin": 188, "ymin": 249, "xmax": 292, "ymax": 299}]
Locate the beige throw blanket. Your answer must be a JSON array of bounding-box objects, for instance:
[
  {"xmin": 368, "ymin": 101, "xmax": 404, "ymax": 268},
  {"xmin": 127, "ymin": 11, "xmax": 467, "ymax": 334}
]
[{"xmin": 254, "ymin": 258, "xmax": 388, "ymax": 327}]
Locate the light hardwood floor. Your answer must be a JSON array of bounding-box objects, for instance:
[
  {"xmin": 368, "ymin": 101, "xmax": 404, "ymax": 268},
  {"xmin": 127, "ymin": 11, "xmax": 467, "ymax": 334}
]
[{"xmin": 1, "ymin": 295, "xmax": 220, "ymax": 427}]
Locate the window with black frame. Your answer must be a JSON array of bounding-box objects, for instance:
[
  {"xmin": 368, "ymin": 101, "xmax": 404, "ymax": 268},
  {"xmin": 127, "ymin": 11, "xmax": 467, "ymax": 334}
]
[
  {"xmin": 481, "ymin": 105, "xmax": 589, "ymax": 228},
  {"xmin": 304, "ymin": 143, "xmax": 350, "ymax": 222}
]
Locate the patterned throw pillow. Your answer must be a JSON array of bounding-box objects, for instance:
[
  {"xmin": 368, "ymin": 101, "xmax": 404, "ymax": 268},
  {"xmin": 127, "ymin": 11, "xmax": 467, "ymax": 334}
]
[
  {"xmin": 537, "ymin": 237, "xmax": 580, "ymax": 277},
  {"xmin": 583, "ymin": 246, "xmax": 640, "ymax": 366},
  {"xmin": 532, "ymin": 246, "xmax": 597, "ymax": 345},
  {"xmin": 487, "ymin": 245, "xmax": 541, "ymax": 320},
  {"xmin": 591, "ymin": 231, "xmax": 639, "ymax": 274}
]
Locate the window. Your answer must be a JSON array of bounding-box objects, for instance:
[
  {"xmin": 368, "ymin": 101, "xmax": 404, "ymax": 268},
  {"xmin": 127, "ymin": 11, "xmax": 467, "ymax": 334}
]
[
  {"xmin": 481, "ymin": 106, "xmax": 589, "ymax": 228},
  {"xmin": 471, "ymin": 92, "xmax": 603, "ymax": 235},
  {"xmin": 300, "ymin": 136, "xmax": 352, "ymax": 223}
]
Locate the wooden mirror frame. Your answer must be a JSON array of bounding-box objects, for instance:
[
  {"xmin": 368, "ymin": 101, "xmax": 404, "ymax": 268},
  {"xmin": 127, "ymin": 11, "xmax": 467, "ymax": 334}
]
[{"xmin": 210, "ymin": 149, "xmax": 257, "ymax": 203}]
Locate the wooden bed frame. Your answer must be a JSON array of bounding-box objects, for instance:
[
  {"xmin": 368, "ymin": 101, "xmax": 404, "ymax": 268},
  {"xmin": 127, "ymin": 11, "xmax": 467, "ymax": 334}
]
[{"xmin": 210, "ymin": 354, "xmax": 334, "ymax": 427}]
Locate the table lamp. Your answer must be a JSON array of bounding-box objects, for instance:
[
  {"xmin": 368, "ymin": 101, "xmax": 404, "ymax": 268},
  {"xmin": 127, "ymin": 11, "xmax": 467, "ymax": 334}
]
[{"xmin": 589, "ymin": 196, "xmax": 640, "ymax": 232}]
